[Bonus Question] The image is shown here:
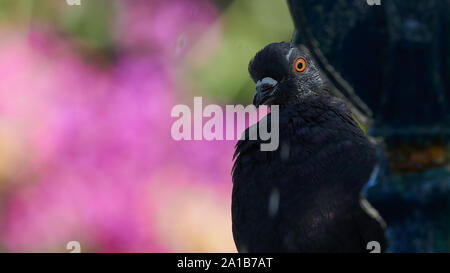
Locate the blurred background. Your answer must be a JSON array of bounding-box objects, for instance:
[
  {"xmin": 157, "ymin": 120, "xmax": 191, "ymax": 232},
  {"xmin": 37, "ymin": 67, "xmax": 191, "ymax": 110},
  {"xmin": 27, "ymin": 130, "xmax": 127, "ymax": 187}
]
[
  {"xmin": 0, "ymin": 0, "xmax": 448, "ymax": 253},
  {"xmin": 0, "ymin": 0, "xmax": 293, "ymax": 252}
]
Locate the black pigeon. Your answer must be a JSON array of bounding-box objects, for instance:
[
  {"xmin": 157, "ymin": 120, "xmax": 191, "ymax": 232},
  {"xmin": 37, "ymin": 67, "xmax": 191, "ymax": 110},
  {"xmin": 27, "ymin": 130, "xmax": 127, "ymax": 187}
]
[{"xmin": 232, "ymin": 42, "xmax": 387, "ymax": 252}]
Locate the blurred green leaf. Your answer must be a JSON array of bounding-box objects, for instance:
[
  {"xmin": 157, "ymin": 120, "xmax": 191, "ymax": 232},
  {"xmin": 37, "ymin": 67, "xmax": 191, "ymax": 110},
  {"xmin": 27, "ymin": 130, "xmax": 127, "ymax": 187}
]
[
  {"xmin": 183, "ymin": 0, "xmax": 294, "ymax": 104},
  {"xmin": 0, "ymin": 0, "xmax": 115, "ymax": 51}
]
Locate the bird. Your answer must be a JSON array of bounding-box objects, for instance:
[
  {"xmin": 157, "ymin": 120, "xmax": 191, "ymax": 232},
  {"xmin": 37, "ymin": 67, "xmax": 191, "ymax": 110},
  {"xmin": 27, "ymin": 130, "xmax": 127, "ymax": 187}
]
[{"xmin": 231, "ymin": 42, "xmax": 387, "ymax": 252}]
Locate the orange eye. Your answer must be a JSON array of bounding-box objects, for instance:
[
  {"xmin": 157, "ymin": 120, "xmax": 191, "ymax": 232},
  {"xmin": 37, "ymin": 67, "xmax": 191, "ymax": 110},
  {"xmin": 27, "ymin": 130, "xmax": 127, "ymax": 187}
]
[{"xmin": 294, "ymin": 58, "xmax": 307, "ymax": 72}]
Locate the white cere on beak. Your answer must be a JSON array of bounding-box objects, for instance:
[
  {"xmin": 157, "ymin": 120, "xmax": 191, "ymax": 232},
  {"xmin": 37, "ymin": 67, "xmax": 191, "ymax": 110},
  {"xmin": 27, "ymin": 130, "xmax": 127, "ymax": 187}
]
[
  {"xmin": 256, "ymin": 77, "xmax": 278, "ymax": 92},
  {"xmin": 257, "ymin": 77, "xmax": 278, "ymax": 86},
  {"xmin": 268, "ymin": 188, "xmax": 280, "ymax": 218}
]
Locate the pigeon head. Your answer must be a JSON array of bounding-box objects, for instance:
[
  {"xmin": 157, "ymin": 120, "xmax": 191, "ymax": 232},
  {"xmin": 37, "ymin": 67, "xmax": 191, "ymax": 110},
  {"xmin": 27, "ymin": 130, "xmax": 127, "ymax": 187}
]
[{"xmin": 249, "ymin": 42, "xmax": 325, "ymax": 107}]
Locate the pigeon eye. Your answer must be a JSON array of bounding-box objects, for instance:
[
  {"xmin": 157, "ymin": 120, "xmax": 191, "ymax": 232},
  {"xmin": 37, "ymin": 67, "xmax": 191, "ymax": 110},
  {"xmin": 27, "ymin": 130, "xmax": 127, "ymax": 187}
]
[{"xmin": 294, "ymin": 58, "xmax": 307, "ymax": 72}]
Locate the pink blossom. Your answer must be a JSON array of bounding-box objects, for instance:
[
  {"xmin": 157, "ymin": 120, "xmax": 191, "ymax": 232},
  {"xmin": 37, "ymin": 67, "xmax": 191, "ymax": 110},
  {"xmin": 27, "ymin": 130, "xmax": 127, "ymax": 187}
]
[{"xmin": 0, "ymin": 0, "xmax": 234, "ymax": 252}]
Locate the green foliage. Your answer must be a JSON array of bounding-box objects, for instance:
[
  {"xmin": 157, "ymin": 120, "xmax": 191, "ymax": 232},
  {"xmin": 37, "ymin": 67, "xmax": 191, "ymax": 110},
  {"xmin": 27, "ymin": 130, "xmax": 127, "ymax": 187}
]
[
  {"xmin": 59, "ymin": 0, "xmax": 116, "ymax": 50},
  {"xmin": 0, "ymin": 0, "xmax": 115, "ymax": 51},
  {"xmin": 0, "ymin": 0, "xmax": 293, "ymax": 104},
  {"xmin": 186, "ymin": 0, "xmax": 294, "ymax": 104}
]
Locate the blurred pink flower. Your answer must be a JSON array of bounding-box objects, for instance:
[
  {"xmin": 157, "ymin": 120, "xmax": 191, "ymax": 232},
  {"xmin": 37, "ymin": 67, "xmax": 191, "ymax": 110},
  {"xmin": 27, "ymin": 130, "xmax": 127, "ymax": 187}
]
[
  {"xmin": 116, "ymin": 0, "xmax": 218, "ymax": 59},
  {"xmin": 0, "ymin": 0, "xmax": 234, "ymax": 252},
  {"xmin": 0, "ymin": 30, "xmax": 172, "ymax": 251}
]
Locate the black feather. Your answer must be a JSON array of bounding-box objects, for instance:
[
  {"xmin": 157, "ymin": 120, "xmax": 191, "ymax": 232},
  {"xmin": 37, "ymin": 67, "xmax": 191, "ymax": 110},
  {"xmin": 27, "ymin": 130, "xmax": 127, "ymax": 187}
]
[{"xmin": 232, "ymin": 43, "xmax": 387, "ymax": 252}]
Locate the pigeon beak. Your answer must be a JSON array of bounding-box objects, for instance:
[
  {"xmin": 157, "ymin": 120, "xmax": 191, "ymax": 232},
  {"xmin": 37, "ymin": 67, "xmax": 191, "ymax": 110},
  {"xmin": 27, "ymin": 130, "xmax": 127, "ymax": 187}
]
[{"xmin": 253, "ymin": 77, "xmax": 278, "ymax": 107}]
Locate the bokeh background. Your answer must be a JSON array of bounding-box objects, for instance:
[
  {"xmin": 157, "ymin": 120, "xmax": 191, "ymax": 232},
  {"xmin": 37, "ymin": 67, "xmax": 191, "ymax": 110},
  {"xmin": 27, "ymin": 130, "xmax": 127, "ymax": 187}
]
[{"xmin": 0, "ymin": 0, "xmax": 293, "ymax": 252}]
